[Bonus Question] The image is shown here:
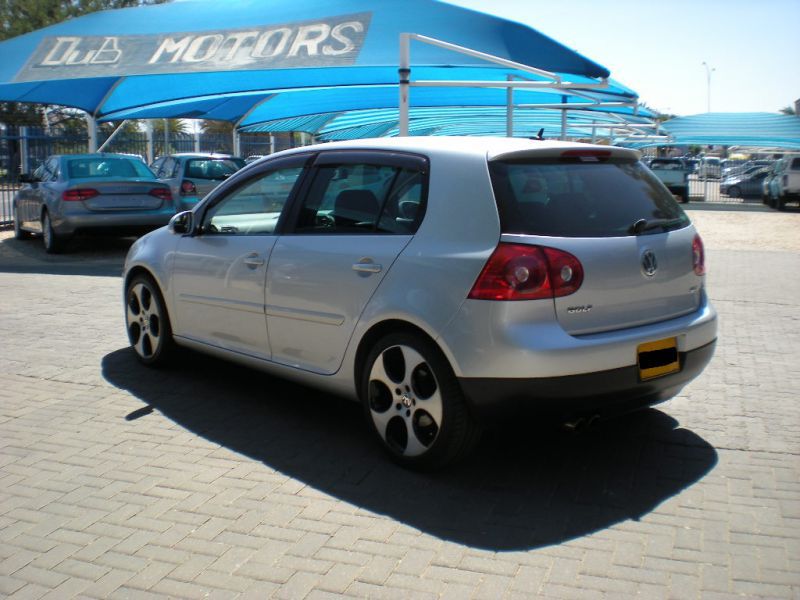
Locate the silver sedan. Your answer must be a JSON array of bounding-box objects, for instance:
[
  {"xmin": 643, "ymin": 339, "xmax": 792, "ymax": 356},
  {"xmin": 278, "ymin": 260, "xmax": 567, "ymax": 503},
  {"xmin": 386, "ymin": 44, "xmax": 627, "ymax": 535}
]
[
  {"xmin": 13, "ymin": 153, "xmax": 175, "ymax": 253},
  {"xmin": 123, "ymin": 137, "xmax": 717, "ymax": 469}
]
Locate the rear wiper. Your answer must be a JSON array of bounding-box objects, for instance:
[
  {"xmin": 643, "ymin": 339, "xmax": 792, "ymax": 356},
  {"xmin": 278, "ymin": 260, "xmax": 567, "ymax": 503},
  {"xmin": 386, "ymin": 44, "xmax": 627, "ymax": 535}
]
[{"xmin": 629, "ymin": 218, "xmax": 683, "ymax": 235}]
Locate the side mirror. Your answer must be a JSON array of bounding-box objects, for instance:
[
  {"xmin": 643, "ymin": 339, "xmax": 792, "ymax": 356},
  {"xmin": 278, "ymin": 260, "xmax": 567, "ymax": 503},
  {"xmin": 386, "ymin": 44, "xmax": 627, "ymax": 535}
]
[{"xmin": 169, "ymin": 211, "xmax": 194, "ymax": 235}]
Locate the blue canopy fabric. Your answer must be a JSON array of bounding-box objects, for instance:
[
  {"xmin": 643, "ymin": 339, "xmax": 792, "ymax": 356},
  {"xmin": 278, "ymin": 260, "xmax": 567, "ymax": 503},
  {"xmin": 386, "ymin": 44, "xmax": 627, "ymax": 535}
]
[
  {"xmin": 620, "ymin": 113, "xmax": 800, "ymax": 150},
  {"xmin": 240, "ymin": 105, "xmax": 654, "ymax": 140},
  {"xmin": 0, "ymin": 0, "xmax": 640, "ymax": 129}
]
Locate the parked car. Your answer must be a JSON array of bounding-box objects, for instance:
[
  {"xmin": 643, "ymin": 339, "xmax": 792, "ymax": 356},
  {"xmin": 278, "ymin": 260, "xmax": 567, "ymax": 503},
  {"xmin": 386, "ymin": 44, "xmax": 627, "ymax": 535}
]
[
  {"xmin": 648, "ymin": 158, "xmax": 690, "ymax": 203},
  {"xmin": 13, "ymin": 153, "xmax": 174, "ymax": 253},
  {"xmin": 150, "ymin": 153, "xmax": 246, "ymax": 210},
  {"xmin": 123, "ymin": 137, "xmax": 717, "ymax": 469},
  {"xmin": 698, "ymin": 157, "xmax": 721, "ymax": 179},
  {"xmin": 769, "ymin": 153, "xmax": 800, "ymax": 210},
  {"xmin": 720, "ymin": 167, "xmax": 770, "ymax": 198}
]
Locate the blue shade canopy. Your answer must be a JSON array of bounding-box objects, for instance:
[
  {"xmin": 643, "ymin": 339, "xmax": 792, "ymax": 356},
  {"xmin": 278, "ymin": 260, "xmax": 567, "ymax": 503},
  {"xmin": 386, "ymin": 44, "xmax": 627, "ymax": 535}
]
[
  {"xmin": 619, "ymin": 113, "xmax": 800, "ymax": 149},
  {"xmin": 0, "ymin": 0, "xmax": 637, "ymax": 126},
  {"xmin": 239, "ymin": 106, "xmax": 655, "ymax": 140}
]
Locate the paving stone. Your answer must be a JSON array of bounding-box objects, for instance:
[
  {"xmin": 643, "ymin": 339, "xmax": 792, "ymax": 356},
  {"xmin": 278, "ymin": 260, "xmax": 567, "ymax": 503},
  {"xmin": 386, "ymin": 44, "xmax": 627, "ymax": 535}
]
[{"xmin": 1, "ymin": 214, "xmax": 799, "ymax": 598}]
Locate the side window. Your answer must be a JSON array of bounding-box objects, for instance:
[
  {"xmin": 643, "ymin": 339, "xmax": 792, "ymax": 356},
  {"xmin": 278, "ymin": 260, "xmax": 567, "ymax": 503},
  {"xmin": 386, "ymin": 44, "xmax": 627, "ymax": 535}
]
[
  {"xmin": 158, "ymin": 158, "xmax": 175, "ymax": 179},
  {"xmin": 150, "ymin": 157, "xmax": 164, "ymax": 176},
  {"xmin": 202, "ymin": 167, "xmax": 303, "ymax": 235},
  {"xmin": 294, "ymin": 163, "xmax": 426, "ymax": 234},
  {"xmin": 44, "ymin": 158, "xmax": 59, "ymax": 181}
]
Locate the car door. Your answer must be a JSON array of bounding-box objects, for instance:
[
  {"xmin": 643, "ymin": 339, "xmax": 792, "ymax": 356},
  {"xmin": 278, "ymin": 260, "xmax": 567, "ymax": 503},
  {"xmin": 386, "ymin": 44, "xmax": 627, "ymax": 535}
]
[
  {"xmin": 169, "ymin": 154, "xmax": 310, "ymax": 359},
  {"xmin": 266, "ymin": 151, "xmax": 428, "ymax": 375}
]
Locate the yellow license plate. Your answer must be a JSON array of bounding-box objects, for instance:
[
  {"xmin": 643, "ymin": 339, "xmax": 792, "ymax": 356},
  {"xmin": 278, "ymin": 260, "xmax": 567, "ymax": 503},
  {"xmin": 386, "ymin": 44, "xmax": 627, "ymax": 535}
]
[{"xmin": 637, "ymin": 337, "xmax": 680, "ymax": 381}]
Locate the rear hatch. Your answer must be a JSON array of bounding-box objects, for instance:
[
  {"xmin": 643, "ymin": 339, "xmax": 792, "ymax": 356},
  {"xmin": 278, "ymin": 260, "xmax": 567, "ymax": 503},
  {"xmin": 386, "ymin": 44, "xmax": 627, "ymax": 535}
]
[
  {"xmin": 489, "ymin": 149, "xmax": 701, "ymax": 336},
  {"xmin": 72, "ymin": 179, "xmax": 168, "ymax": 211}
]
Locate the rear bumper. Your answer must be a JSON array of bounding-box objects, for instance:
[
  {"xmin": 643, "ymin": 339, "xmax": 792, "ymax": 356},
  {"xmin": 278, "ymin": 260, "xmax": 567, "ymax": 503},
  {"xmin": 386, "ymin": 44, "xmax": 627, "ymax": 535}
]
[
  {"xmin": 53, "ymin": 210, "xmax": 175, "ymax": 236},
  {"xmin": 459, "ymin": 339, "xmax": 716, "ymax": 420}
]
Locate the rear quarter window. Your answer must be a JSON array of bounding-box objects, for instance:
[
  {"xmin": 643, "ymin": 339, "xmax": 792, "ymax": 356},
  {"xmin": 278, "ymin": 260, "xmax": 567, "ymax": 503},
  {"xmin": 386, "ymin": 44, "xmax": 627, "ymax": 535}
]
[{"xmin": 489, "ymin": 158, "xmax": 690, "ymax": 238}]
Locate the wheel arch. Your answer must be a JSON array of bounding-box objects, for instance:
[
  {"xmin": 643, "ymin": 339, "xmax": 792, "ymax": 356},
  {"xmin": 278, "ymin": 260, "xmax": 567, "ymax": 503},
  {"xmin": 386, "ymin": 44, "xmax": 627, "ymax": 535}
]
[{"xmin": 124, "ymin": 265, "xmax": 174, "ymax": 325}]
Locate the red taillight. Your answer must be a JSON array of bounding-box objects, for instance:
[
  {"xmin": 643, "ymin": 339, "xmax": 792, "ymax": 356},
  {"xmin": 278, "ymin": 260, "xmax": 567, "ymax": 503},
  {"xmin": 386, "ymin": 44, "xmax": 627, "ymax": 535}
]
[
  {"xmin": 468, "ymin": 243, "xmax": 584, "ymax": 301},
  {"xmin": 149, "ymin": 187, "xmax": 172, "ymax": 201},
  {"xmin": 692, "ymin": 234, "xmax": 706, "ymax": 276},
  {"xmin": 180, "ymin": 180, "xmax": 197, "ymax": 196},
  {"xmin": 62, "ymin": 188, "xmax": 99, "ymax": 201}
]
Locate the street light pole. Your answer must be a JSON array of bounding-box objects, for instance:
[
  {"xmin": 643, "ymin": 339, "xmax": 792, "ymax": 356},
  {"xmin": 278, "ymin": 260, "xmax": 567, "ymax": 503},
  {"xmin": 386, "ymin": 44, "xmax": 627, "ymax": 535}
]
[{"xmin": 702, "ymin": 61, "xmax": 715, "ymax": 113}]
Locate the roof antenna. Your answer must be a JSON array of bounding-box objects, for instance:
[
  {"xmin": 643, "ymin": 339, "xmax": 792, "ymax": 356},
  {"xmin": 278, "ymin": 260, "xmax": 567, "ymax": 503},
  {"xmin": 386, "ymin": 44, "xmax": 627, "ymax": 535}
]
[{"xmin": 532, "ymin": 128, "xmax": 544, "ymax": 141}]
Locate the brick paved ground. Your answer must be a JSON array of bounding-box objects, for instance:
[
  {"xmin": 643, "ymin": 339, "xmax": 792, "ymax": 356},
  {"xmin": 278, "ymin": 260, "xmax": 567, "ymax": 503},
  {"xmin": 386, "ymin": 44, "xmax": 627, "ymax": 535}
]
[{"xmin": 0, "ymin": 206, "xmax": 799, "ymax": 599}]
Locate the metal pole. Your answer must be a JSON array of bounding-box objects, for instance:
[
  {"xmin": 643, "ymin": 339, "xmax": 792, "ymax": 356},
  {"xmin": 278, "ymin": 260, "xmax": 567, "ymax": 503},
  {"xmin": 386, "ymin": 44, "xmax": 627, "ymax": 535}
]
[
  {"xmin": 193, "ymin": 130, "xmax": 200, "ymax": 153},
  {"xmin": 87, "ymin": 114, "xmax": 98, "ymax": 153},
  {"xmin": 96, "ymin": 120, "xmax": 129, "ymax": 153},
  {"xmin": 269, "ymin": 134, "xmax": 275, "ymax": 155},
  {"xmin": 19, "ymin": 126, "xmax": 30, "ymax": 174},
  {"xmin": 506, "ymin": 75, "xmax": 513, "ymax": 137},
  {"xmin": 702, "ymin": 62, "xmax": 714, "ymax": 112},
  {"xmin": 145, "ymin": 120, "xmax": 154, "ymax": 163},
  {"xmin": 560, "ymin": 96, "xmax": 567, "ymax": 141},
  {"xmin": 399, "ymin": 33, "xmax": 410, "ymax": 137},
  {"xmin": 233, "ymin": 128, "xmax": 240, "ymax": 156},
  {"xmin": 163, "ymin": 118, "xmax": 168, "ymax": 155}
]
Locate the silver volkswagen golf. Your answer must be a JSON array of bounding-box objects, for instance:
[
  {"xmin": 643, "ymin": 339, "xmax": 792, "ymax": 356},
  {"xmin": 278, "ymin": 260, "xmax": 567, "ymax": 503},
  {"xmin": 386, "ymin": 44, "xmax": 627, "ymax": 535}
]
[{"xmin": 123, "ymin": 137, "xmax": 717, "ymax": 469}]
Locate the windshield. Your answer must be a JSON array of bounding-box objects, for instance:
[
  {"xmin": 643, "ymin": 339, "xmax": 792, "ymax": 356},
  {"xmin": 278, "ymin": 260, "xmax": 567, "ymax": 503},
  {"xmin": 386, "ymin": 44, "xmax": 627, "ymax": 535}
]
[
  {"xmin": 184, "ymin": 158, "xmax": 245, "ymax": 180},
  {"xmin": 67, "ymin": 157, "xmax": 154, "ymax": 179},
  {"xmin": 489, "ymin": 158, "xmax": 690, "ymax": 238}
]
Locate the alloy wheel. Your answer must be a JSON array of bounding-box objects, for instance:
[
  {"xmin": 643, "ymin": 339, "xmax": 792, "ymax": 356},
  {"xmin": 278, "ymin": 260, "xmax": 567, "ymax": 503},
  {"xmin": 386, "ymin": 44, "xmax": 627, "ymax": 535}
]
[
  {"xmin": 126, "ymin": 281, "xmax": 164, "ymax": 360},
  {"xmin": 367, "ymin": 344, "xmax": 443, "ymax": 458}
]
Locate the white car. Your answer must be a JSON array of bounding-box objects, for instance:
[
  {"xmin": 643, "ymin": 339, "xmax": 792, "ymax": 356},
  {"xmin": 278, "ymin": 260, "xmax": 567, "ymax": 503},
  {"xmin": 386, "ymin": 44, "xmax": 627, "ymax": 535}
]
[{"xmin": 123, "ymin": 137, "xmax": 717, "ymax": 469}]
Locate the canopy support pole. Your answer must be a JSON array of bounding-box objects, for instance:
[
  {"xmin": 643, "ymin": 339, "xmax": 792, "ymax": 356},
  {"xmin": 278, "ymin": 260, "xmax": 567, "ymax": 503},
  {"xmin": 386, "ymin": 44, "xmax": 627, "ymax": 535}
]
[
  {"xmin": 163, "ymin": 119, "xmax": 169, "ymax": 155},
  {"xmin": 399, "ymin": 34, "xmax": 411, "ymax": 137},
  {"xmin": 560, "ymin": 96, "xmax": 567, "ymax": 141},
  {"xmin": 506, "ymin": 75, "xmax": 514, "ymax": 137},
  {"xmin": 87, "ymin": 114, "xmax": 98, "ymax": 152},
  {"xmin": 145, "ymin": 120, "xmax": 154, "ymax": 163},
  {"xmin": 19, "ymin": 126, "xmax": 30, "ymax": 174},
  {"xmin": 96, "ymin": 120, "xmax": 129, "ymax": 153}
]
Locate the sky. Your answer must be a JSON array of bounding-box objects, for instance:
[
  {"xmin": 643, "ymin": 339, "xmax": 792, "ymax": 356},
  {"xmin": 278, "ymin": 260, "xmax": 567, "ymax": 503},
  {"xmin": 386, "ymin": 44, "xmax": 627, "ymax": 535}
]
[{"xmin": 445, "ymin": 0, "xmax": 800, "ymax": 116}]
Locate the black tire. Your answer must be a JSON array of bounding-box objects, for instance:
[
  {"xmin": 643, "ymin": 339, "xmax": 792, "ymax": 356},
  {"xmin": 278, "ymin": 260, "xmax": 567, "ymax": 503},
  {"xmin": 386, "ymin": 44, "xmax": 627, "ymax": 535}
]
[
  {"xmin": 125, "ymin": 273, "xmax": 176, "ymax": 366},
  {"xmin": 13, "ymin": 204, "xmax": 32, "ymax": 240},
  {"xmin": 41, "ymin": 210, "xmax": 64, "ymax": 254},
  {"xmin": 361, "ymin": 332, "xmax": 480, "ymax": 469},
  {"xmin": 727, "ymin": 186, "xmax": 741, "ymax": 199},
  {"xmin": 776, "ymin": 196, "xmax": 786, "ymax": 211}
]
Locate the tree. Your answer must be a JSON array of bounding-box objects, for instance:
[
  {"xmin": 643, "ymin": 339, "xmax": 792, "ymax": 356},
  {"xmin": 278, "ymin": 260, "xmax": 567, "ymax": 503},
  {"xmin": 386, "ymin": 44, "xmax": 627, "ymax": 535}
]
[
  {"xmin": 152, "ymin": 119, "xmax": 190, "ymax": 135},
  {"xmin": 0, "ymin": 0, "xmax": 169, "ymax": 132},
  {"xmin": 780, "ymin": 106, "xmax": 796, "ymax": 116},
  {"xmin": 0, "ymin": 0, "xmax": 167, "ymax": 43}
]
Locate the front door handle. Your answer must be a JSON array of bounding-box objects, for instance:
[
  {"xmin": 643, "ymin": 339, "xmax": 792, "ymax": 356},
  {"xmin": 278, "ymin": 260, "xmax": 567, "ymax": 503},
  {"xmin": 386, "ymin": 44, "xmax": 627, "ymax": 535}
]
[
  {"xmin": 352, "ymin": 258, "xmax": 382, "ymax": 274},
  {"xmin": 243, "ymin": 253, "xmax": 265, "ymax": 268}
]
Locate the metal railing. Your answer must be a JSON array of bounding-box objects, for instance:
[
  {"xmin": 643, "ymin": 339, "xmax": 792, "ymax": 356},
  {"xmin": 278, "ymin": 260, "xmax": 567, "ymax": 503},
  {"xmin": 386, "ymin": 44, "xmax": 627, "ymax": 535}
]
[{"xmin": 0, "ymin": 129, "xmax": 299, "ymax": 224}]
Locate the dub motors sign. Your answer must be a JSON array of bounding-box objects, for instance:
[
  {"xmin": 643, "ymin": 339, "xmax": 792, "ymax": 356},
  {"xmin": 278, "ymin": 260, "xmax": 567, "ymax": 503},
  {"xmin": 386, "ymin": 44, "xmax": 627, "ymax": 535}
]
[{"xmin": 15, "ymin": 12, "xmax": 371, "ymax": 81}]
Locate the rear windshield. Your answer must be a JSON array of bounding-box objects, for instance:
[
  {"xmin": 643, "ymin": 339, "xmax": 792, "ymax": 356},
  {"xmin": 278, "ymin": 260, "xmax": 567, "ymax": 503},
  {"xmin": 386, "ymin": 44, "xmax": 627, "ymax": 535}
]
[
  {"xmin": 184, "ymin": 158, "xmax": 245, "ymax": 180},
  {"xmin": 489, "ymin": 158, "xmax": 690, "ymax": 238},
  {"xmin": 67, "ymin": 157, "xmax": 154, "ymax": 179}
]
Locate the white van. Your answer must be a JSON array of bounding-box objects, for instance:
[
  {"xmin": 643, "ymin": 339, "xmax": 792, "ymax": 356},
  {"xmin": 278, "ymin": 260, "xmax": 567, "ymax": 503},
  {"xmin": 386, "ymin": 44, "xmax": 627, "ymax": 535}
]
[
  {"xmin": 698, "ymin": 157, "xmax": 721, "ymax": 179},
  {"xmin": 771, "ymin": 153, "xmax": 800, "ymax": 210}
]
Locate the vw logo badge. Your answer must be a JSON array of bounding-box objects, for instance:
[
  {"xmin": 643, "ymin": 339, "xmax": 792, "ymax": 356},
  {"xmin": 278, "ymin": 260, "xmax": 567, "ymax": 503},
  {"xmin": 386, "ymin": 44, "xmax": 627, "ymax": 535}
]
[{"xmin": 641, "ymin": 250, "xmax": 658, "ymax": 277}]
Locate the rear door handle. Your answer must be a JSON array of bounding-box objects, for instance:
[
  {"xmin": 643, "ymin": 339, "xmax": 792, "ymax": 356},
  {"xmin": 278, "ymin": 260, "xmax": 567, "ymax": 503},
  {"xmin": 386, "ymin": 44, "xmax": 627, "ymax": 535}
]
[
  {"xmin": 352, "ymin": 259, "xmax": 382, "ymax": 274},
  {"xmin": 243, "ymin": 253, "xmax": 265, "ymax": 268}
]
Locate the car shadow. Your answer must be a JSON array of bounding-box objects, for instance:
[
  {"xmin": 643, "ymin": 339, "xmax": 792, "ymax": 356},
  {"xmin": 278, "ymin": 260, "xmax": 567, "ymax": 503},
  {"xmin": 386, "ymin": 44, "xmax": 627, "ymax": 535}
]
[
  {"xmin": 0, "ymin": 231, "xmax": 131, "ymax": 277},
  {"xmin": 102, "ymin": 347, "xmax": 718, "ymax": 551}
]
